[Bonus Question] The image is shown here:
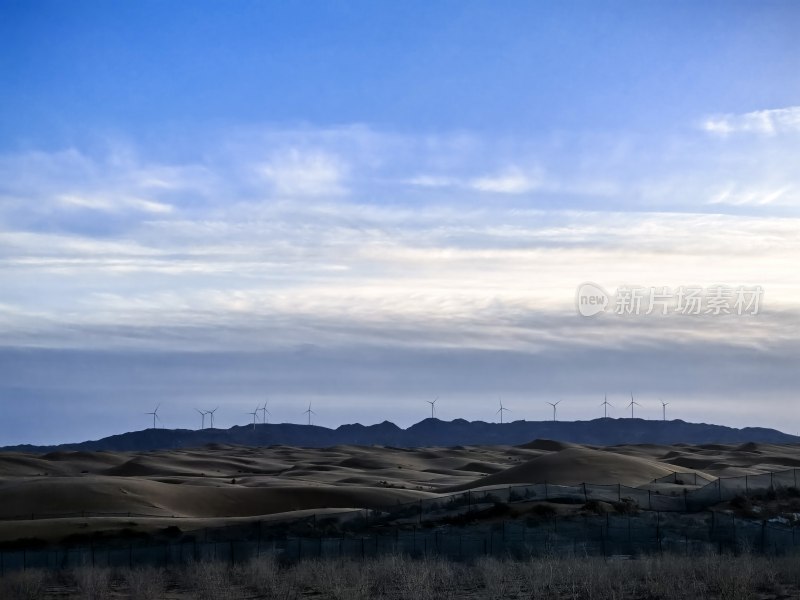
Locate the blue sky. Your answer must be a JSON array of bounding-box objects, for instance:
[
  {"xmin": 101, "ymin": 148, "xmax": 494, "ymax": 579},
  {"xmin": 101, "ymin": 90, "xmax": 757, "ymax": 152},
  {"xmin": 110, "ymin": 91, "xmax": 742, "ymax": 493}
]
[{"xmin": 1, "ymin": 1, "xmax": 799, "ymax": 444}]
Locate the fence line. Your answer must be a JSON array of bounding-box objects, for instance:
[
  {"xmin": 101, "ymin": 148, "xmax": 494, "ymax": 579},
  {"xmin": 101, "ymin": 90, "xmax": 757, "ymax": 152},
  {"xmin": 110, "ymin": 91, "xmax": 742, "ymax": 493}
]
[{"xmin": 1, "ymin": 509, "xmax": 797, "ymax": 575}]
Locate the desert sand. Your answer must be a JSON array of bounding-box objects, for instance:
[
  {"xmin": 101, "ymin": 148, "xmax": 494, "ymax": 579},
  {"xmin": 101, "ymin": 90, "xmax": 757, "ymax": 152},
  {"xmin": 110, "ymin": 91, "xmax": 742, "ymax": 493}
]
[{"xmin": 1, "ymin": 440, "xmax": 798, "ymax": 543}]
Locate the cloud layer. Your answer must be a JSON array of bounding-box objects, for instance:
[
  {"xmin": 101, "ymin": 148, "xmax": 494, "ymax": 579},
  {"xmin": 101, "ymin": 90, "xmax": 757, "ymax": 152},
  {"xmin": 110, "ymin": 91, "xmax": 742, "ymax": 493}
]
[{"xmin": 1, "ymin": 117, "xmax": 799, "ymax": 443}]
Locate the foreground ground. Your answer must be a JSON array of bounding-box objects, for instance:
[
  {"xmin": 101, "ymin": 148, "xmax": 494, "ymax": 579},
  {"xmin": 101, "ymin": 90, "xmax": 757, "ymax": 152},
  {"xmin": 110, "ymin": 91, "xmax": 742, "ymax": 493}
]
[{"xmin": 1, "ymin": 553, "xmax": 799, "ymax": 599}]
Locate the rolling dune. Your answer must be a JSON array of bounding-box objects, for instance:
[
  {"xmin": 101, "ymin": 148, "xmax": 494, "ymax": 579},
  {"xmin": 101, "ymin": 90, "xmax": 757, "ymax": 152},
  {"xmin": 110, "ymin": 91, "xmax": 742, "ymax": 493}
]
[{"xmin": 0, "ymin": 439, "xmax": 798, "ymax": 543}]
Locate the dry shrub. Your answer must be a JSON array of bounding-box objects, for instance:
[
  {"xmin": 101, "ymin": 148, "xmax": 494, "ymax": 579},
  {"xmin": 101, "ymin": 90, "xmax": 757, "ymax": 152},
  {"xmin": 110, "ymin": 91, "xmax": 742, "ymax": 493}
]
[
  {"xmin": 238, "ymin": 555, "xmax": 300, "ymax": 600},
  {"xmin": 0, "ymin": 569, "xmax": 47, "ymax": 600},
  {"xmin": 182, "ymin": 560, "xmax": 231, "ymax": 600},
  {"xmin": 302, "ymin": 557, "xmax": 370, "ymax": 600},
  {"xmin": 475, "ymin": 556, "xmax": 523, "ymax": 599},
  {"xmin": 124, "ymin": 565, "xmax": 166, "ymax": 600},
  {"xmin": 73, "ymin": 566, "xmax": 112, "ymax": 600},
  {"xmin": 368, "ymin": 554, "xmax": 467, "ymax": 600}
]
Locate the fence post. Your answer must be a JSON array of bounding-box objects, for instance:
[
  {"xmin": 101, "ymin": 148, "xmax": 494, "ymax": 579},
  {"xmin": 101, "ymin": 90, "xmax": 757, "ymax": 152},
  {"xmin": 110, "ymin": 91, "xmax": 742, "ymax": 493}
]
[
  {"xmin": 656, "ymin": 512, "xmax": 661, "ymax": 555},
  {"xmin": 601, "ymin": 527, "xmax": 606, "ymax": 558},
  {"xmin": 648, "ymin": 489, "xmax": 652, "ymax": 510},
  {"xmin": 583, "ymin": 483, "xmax": 588, "ymax": 503},
  {"xmin": 628, "ymin": 514, "xmax": 631, "ymax": 543},
  {"xmin": 746, "ymin": 475, "xmax": 749, "ymax": 494}
]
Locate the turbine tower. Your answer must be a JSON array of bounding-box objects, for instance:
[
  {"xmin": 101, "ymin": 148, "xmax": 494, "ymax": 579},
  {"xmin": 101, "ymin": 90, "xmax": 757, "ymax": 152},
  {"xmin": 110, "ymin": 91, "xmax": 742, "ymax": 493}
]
[
  {"xmin": 546, "ymin": 400, "xmax": 561, "ymax": 422},
  {"xmin": 207, "ymin": 407, "xmax": 218, "ymax": 429},
  {"xmin": 426, "ymin": 396, "xmax": 438, "ymax": 419},
  {"xmin": 195, "ymin": 408, "xmax": 205, "ymax": 429},
  {"xmin": 248, "ymin": 405, "xmax": 259, "ymax": 430},
  {"xmin": 660, "ymin": 399, "xmax": 669, "ymax": 421},
  {"xmin": 303, "ymin": 402, "xmax": 316, "ymax": 425},
  {"xmin": 146, "ymin": 404, "xmax": 160, "ymax": 429},
  {"xmin": 496, "ymin": 398, "xmax": 510, "ymax": 424},
  {"xmin": 600, "ymin": 395, "xmax": 613, "ymax": 418},
  {"xmin": 627, "ymin": 392, "xmax": 641, "ymax": 418}
]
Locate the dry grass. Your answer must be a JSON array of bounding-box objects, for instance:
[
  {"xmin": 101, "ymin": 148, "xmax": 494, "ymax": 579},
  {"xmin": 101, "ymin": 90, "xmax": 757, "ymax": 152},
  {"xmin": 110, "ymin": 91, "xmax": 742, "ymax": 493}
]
[
  {"xmin": 0, "ymin": 552, "xmax": 798, "ymax": 598},
  {"xmin": 123, "ymin": 565, "xmax": 166, "ymax": 600},
  {"xmin": 0, "ymin": 569, "xmax": 46, "ymax": 600},
  {"xmin": 71, "ymin": 566, "xmax": 111, "ymax": 600}
]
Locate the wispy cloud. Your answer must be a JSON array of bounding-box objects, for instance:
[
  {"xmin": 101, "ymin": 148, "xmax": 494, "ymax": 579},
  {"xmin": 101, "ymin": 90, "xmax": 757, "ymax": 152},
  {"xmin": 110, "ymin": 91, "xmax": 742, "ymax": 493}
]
[
  {"xmin": 701, "ymin": 106, "xmax": 800, "ymax": 136},
  {"xmin": 469, "ymin": 166, "xmax": 543, "ymax": 194},
  {"xmin": 58, "ymin": 193, "xmax": 174, "ymax": 214},
  {"xmin": 257, "ymin": 149, "xmax": 348, "ymax": 197}
]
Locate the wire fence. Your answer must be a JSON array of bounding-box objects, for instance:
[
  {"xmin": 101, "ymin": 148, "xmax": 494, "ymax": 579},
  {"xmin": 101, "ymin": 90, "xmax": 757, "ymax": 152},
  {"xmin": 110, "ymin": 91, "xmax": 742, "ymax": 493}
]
[
  {"xmin": 1, "ymin": 510, "xmax": 798, "ymax": 575},
  {"xmin": 1, "ymin": 467, "xmax": 797, "ymax": 573}
]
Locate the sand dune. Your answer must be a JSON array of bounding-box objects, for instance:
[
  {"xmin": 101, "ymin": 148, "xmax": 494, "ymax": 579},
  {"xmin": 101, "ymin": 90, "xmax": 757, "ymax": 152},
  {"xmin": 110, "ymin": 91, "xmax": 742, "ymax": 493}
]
[
  {"xmin": 0, "ymin": 440, "xmax": 798, "ymax": 543},
  {"xmin": 445, "ymin": 447, "xmax": 705, "ymax": 490}
]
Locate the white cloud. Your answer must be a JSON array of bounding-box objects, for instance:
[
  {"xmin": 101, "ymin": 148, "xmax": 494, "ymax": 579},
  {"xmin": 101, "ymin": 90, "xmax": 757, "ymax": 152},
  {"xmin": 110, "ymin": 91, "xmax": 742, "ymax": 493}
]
[
  {"xmin": 469, "ymin": 167, "xmax": 542, "ymax": 194},
  {"xmin": 405, "ymin": 175, "xmax": 459, "ymax": 188},
  {"xmin": 406, "ymin": 166, "xmax": 544, "ymax": 195},
  {"xmin": 59, "ymin": 194, "xmax": 174, "ymax": 214},
  {"xmin": 702, "ymin": 106, "xmax": 800, "ymax": 136},
  {"xmin": 707, "ymin": 185, "xmax": 796, "ymax": 207},
  {"xmin": 257, "ymin": 149, "xmax": 347, "ymax": 196}
]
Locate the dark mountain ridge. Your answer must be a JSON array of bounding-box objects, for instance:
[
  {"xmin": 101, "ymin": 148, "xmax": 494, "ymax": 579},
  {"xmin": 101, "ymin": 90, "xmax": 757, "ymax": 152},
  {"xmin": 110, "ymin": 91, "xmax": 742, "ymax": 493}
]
[{"xmin": 2, "ymin": 418, "xmax": 798, "ymax": 453}]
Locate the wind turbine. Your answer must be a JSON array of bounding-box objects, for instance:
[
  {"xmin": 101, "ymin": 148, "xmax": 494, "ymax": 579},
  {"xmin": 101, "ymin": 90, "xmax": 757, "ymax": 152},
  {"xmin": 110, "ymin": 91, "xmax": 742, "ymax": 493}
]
[
  {"xmin": 207, "ymin": 407, "xmax": 218, "ymax": 429},
  {"xmin": 146, "ymin": 404, "xmax": 161, "ymax": 429},
  {"xmin": 627, "ymin": 392, "xmax": 641, "ymax": 418},
  {"xmin": 546, "ymin": 400, "xmax": 561, "ymax": 422},
  {"xmin": 195, "ymin": 408, "xmax": 206, "ymax": 430},
  {"xmin": 426, "ymin": 396, "xmax": 438, "ymax": 419},
  {"xmin": 260, "ymin": 400, "xmax": 271, "ymax": 424},
  {"xmin": 248, "ymin": 405, "xmax": 259, "ymax": 430},
  {"xmin": 496, "ymin": 398, "xmax": 510, "ymax": 424},
  {"xmin": 303, "ymin": 402, "xmax": 316, "ymax": 425},
  {"xmin": 660, "ymin": 399, "xmax": 669, "ymax": 421},
  {"xmin": 600, "ymin": 395, "xmax": 613, "ymax": 418}
]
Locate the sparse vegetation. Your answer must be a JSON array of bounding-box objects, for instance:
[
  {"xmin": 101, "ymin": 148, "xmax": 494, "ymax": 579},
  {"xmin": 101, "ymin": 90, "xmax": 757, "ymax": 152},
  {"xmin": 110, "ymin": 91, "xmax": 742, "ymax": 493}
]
[{"xmin": 1, "ymin": 552, "xmax": 798, "ymax": 599}]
